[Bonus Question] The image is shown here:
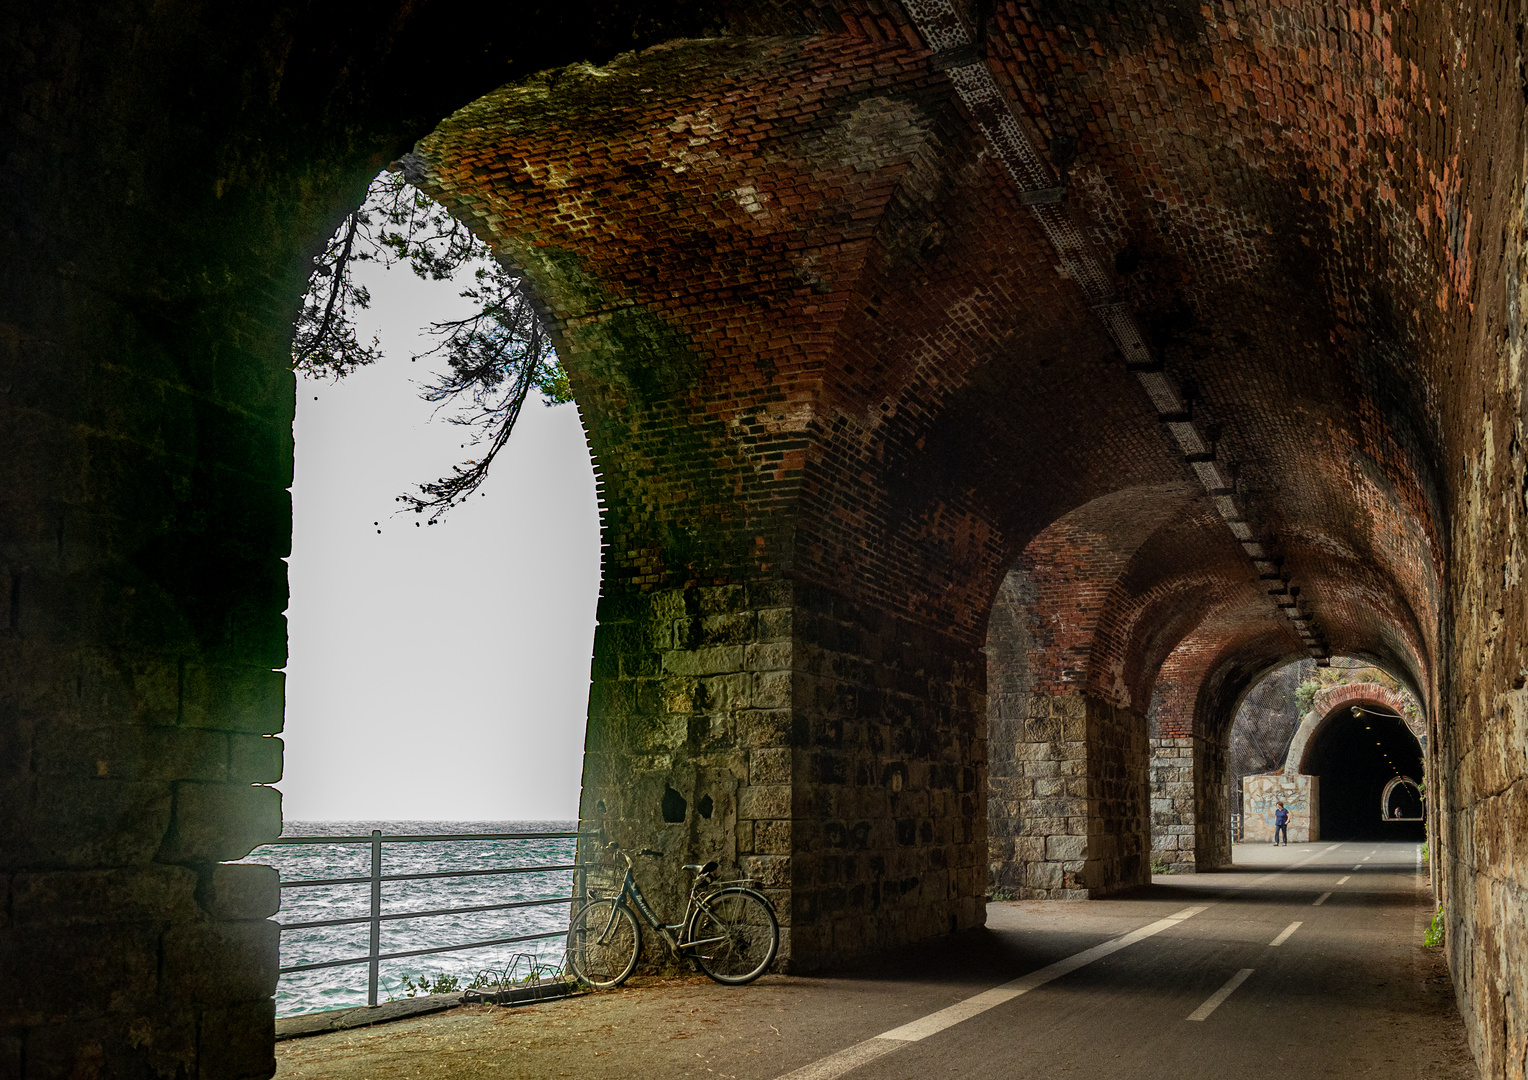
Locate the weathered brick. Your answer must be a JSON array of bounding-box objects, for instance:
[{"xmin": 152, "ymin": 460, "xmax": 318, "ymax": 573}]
[
  {"xmin": 161, "ymin": 920, "xmax": 280, "ymax": 1005},
  {"xmin": 160, "ymin": 784, "xmax": 281, "ymax": 865},
  {"xmin": 11, "ymin": 867, "xmax": 198, "ymax": 926},
  {"xmin": 199, "ymin": 864, "xmax": 280, "ymax": 922}
]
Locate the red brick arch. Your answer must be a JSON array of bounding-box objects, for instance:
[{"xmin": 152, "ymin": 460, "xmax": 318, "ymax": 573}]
[
  {"xmin": 1287, "ymin": 682, "xmax": 1424, "ymax": 775},
  {"xmin": 1313, "ymin": 682, "xmax": 1416, "ymax": 725}
]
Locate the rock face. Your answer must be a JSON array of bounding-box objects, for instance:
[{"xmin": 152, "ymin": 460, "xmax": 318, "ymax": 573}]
[{"xmin": 5, "ymin": 1, "xmax": 1528, "ymax": 1077}]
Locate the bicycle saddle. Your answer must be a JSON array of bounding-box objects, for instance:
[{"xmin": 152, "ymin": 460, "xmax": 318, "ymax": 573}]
[{"xmin": 684, "ymin": 860, "xmax": 719, "ymax": 875}]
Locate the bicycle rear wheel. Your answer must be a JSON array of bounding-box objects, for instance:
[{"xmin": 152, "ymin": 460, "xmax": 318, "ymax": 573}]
[
  {"xmin": 566, "ymin": 898, "xmax": 641, "ymax": 988},
  {"xmin": 686, "ymin": 887, "xmax": 779, "ymax": 985}
]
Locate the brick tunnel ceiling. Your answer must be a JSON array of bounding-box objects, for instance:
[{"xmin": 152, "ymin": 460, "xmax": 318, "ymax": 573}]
[{"xmin": 407, "ymin": 0, "xmax": 1455, "ymax": 702}]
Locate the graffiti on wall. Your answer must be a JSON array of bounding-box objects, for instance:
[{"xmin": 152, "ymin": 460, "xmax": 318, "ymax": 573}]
[{"xmin": 1243, "ymin": 773, "xmax": 1319, "ymax": 843}]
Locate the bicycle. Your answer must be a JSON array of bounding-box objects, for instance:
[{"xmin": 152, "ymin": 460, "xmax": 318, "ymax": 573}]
[{"xmin": 566, "ymin": 842, "xmax": 779, "ymax": 988}]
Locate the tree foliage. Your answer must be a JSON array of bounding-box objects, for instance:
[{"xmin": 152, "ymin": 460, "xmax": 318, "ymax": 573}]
[{"xmin": 291, "ymin": 169, "xmax": 570, "ymax": 521}]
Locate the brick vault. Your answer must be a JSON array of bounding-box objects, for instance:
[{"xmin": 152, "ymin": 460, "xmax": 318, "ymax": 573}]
[{"xmin": 3, "ymin": 0, "xmax": 1527, "ymax": 1076}]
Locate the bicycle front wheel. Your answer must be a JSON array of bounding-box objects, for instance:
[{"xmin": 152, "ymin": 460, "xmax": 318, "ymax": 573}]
[
  {"xmin": 567, "ymin": 898, "xmax": 641, "ymax": 988},
  {"xmin": 686, "ymin": 887, "xmax": 779, "ymax": 985}
]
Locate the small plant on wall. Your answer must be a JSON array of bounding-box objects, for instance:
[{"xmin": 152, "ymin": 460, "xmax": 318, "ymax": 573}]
[{"xmin": 1424, "ymin": 905, "xmax": 1445, "ymax": 947}]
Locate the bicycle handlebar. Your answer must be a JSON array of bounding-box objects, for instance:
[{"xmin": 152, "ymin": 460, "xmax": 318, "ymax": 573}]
[{"xmin": 605, "ymin": 841, "xmax": 663, "ymax": 857}]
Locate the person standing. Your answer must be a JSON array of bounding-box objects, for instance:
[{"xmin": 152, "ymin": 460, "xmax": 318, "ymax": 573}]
[{"xmin": 1274, "ymin": 802, "xmax": 1290, "ymax": 846}]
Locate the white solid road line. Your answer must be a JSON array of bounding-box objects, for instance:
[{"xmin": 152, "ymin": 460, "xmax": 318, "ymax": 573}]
[
  {"xmin": 878, "ymin": 906, "xmax": 1208, "ymax": 1041},
  {"xmin": 1187, "ymin": 969, "xmax": 1255, "ymax": 1021},
  {"xmin": 1313, "ymin": 892, "xmax": 1331, "ymax": 906},
  {"xmin": 1336, "ymin": 876, "xmax": 1350, "ymax": 885},
  {"xmin": 774, "ymin": 906, "xmax": 1208, "ymax": 1080},
  {"xmin": 776, "ymin": 1040, "xmax": 901, "ymax": 1080},
  {"xmin": 1269, "ymin": 921, "xmax": 1303, "ymax": 946}
]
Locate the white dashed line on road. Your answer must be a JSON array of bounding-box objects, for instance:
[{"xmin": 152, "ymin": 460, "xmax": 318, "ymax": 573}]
[
  {"xmin": 1336, "ymin": 876, "xmax": 1350, "ymax": 885},
  {"xmin": 1269, "ymin": 921, "xmax": 1303, "ymax": 947},
  {"xmin": 1187, "ymin": 969, "xmax": 1254, "ymax": 1021},
  {"xmin": 1313, "ymin": 892, "xmax": 1331, "ymax": 906}
]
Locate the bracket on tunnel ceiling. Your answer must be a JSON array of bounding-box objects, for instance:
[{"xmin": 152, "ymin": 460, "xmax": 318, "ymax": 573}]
[{"xmin": 899, "ymin": 0, "xmax": 1329, "ymax": 662}]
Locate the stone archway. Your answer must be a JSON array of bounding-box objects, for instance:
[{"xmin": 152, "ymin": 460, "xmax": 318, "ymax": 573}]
[
  {"xmin": 1381, "ymin": 776, "xmax": 1425, "ymax": 821},
  {"xmin": 11, "ymin": 1, "xmax": 1528, "ymax": 1076},
  {"xmin": 1285, "ymin": 683, "xmax": 1424, "ymax": 777}
]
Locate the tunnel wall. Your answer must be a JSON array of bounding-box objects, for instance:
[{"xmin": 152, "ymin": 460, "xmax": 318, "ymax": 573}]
[
  {"xmin": 0, "ymin": 4, "xmax": 773, "ymax": 1075},
  {"xmin": 1433, "ymin": 7, "xmax": 1528, "ymax": 1073},
  {"xmin": 6, "ymin": 0, "xmax": 1528, "ymax": 1076}
]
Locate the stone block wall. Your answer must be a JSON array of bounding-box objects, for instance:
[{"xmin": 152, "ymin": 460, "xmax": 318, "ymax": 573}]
[
  {"xmin": 1147, "ymin": 733, "xmax": 1231, "ymax": 873},
  {"xmin": 1, "ymin": 52, "xmax": 293, "ymax": 1063},
  {"xmin": 989, "ymin": 692, "xmax": 1089, "ymax": 899},
  {"xmin": 577, "ymin": 580, "xmax": 793, "ymax": 961},
  {"xmin": 989, "ymin": 692, "xmax": 1147, "ymax": 899},
  {"xmin": 1149, "ymin": 736, "xmax": 1195, "ymax": 873},
  {"xmin": 790, "ymin": 586, "xmax": 987, "ymax": 960},
  {"xmin": 577, "ymin": 576, "xmax": 987, "ymax": 972},
  {"xmin": 1242, "ymin": 774, "xmax": 1319, "ymax": 844},
  {"xmin": 1194, "ymin": 733, "xmax": 1232, "ymax": 868}
]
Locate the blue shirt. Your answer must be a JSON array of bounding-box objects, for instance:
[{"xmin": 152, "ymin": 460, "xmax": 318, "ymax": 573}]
[{"xmin": 1274, "ymin": 807, "xmax": 1289, "ymax": 826}]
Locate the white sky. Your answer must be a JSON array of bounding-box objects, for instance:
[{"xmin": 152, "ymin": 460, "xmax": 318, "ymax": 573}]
[{"xmin": 279, "ymin": 258, "xmax": 601, "ymax": 821}]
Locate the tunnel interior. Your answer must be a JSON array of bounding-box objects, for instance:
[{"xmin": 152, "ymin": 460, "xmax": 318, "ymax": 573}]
[
  {"xmin": 1304, "ymin": 708, "xmax": 1425, "ymax": 841},
  {"xmin": 1384, "ymin": 779, "xmax": 1425, "ymax": 820}
]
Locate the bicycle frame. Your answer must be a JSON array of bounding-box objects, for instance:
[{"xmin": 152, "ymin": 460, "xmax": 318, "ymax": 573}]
[{"xmin": 589, "ymin": 860, "xmax": 754, "ymax": 956}]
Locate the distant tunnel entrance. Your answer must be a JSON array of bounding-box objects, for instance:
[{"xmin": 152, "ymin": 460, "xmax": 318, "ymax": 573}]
[{"xmin": 1304, "ymin": 707, "xmax": 1425, "ymax": 840}]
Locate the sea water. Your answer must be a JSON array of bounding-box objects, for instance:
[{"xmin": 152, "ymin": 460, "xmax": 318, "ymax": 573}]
[{"xmin": 246, "ymin": 821, "xmax": 577, "ymax": 1016}]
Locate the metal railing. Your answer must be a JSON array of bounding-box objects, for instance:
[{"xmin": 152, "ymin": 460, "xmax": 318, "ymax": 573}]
[{"xmin": 266, "ymin": 829, "xmax": 589, "ymax": 1006}]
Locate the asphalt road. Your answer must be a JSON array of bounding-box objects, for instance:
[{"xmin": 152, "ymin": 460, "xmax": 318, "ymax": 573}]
[{"xmin": 275, "ymin": 842, "xmax": 1476, "ymax": 1080}]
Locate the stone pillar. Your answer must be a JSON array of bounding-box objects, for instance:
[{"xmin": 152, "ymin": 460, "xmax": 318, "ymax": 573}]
[
  {"xmin": 578, "ymin": 579, "xmax": 988, "ymax": 970},
  {"xmin": 988, "ymin": 693, "xmax": 1148, "ymax": 899},
  {"xmin": 577, "ymin": 580, "xmax": 794, "ymax": 962},
  {"xmin": 1194, "ymin": 730, "xmax": 1233, "ymax": 867},
  {"xmin": 1, "ymin": 244, "xmax": 290, "ymax": 1076},
  {"xmin": 1147, "ymin": 732, "xmax": 1232, "ymax": 872},
  {"xmin": 1149, "ymin": 736, "xmax": 1196, "ymax": 873},
  {"xmin": 789, "ymin": 586, "xmax": 986, "ymax": 959}
]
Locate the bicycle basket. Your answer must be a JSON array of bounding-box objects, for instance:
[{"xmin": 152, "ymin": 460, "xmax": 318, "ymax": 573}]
[{"xmin": 578, "ymin": 854, "xmax": 626, "ymax": 899}]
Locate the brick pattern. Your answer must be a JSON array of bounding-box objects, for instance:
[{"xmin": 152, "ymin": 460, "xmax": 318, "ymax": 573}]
[
  {"xmin": 10, "ymin": 0, "xmax": 1528, "ymax": 1074},
  {"xmin": 902, "ymin": 0, "xmax": 1335, "ymax": 663}
]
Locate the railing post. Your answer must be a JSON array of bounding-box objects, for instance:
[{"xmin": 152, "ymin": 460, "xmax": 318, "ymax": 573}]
[
  {"xmin": 576, "ymin": 834, "xmax": 587, "ymax": 909},
  {"xmin": 368, "ymin": 829, "xmax": 382, "ymax": 1006}
]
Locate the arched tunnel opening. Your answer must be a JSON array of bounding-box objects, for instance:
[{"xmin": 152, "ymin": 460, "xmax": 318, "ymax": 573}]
[
  {"xmin": 1304, "ymin": 707, "xmax": 1425, "ymax": 841},
  {"xmin": 16, "ymin": 0, "xmax": 1528, "ymax": 1075}
]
